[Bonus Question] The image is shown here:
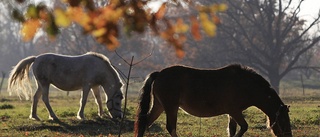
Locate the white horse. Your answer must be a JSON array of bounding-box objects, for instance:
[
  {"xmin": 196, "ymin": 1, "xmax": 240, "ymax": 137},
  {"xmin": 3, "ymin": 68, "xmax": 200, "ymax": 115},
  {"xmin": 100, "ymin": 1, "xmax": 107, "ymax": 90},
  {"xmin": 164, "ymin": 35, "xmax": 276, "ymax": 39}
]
[{"xmin": 8, "ymin": 52, "xmax": 124, "ymax": 120}]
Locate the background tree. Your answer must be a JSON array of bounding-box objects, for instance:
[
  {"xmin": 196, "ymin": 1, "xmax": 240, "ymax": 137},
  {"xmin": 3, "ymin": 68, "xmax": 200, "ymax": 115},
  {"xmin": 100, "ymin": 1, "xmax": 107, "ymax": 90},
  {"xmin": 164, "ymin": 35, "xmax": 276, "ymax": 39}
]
[
  {"xmin": 0, "ymin": 2, "xmax": 37, "ymax": 72},
  {"xmin": 216, "ymin": 0, "xmax": 320, "ymax": 93}
]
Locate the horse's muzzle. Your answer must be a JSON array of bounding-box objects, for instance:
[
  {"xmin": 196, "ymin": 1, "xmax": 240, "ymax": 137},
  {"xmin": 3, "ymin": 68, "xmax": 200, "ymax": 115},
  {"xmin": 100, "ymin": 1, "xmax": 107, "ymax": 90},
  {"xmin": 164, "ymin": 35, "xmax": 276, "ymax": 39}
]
[{"xmin": 109, "ymin": 111, "xmax": 123, "ymax": 119}]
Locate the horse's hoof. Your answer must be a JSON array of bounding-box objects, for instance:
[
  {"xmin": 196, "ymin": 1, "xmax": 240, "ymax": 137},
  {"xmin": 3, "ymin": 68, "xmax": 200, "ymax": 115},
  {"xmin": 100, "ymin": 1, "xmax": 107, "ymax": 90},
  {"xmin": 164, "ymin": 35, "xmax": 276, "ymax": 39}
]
[
  {"xmin": 77, "ymin": 115, "xmax": 86, "ymax": 120},
  {"xmin": 98, "ymin": 113, "xmax": 108, "ymax": 119},
  {"xmin": 48, "ymin": 116, "xmax": 59, "ymax": 121},
  {"xmin": 29, "ymin": 116, "xmax": 41, "ymax": 121}
]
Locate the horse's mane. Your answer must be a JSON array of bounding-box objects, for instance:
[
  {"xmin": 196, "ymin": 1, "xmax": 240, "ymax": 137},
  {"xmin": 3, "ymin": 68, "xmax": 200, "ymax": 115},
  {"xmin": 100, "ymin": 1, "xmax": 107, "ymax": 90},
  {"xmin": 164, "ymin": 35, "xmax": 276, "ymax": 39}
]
[
  {"xmin": 228, "ymin": 64, "xmax": 271, "ymax": 87},
  {"xmin": 86, "ymin": 52, "xmax": 124, "ymax": 86},
  {"xmin": 228, "ymin": 64, "xmax": 257, "ymax": 74},
  {"xmin": 86, "ymin": 52, "xmax": 111, "ymax": 63}
]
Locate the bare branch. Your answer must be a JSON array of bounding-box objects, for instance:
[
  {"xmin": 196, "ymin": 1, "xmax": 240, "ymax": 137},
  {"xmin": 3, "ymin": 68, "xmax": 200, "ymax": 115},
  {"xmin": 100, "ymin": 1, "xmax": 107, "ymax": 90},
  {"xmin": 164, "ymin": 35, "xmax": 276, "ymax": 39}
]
[{"xmin": 132, "ymin": 47, "xmax": 154, "ymax": 66}]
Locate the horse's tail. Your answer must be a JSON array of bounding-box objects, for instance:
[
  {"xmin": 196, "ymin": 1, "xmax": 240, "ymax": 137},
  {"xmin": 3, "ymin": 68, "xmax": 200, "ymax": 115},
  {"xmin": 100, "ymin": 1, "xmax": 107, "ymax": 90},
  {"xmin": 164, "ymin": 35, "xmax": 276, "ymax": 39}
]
[
  {"xmin": 134, "ymin": 71, "xmax": 160, "ymax": 137},
  {"xmin": 8, "ymin": 56, "xmax": 36, "ymax": 100}
]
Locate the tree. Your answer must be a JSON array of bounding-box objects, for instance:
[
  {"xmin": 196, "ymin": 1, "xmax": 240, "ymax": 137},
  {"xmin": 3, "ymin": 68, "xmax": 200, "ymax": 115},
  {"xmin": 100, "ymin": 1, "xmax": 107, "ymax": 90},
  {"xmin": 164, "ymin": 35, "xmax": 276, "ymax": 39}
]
[
  {"xmin": 0, "ymin": 2, "xmax": 38, "ymax": 73},
  {"xmin": 10, "ymin": 0, "xmax": 227, "ymax": 58},
  {"xmin": 218, "ymin": 0, "xmax": 320, "ymax": 93}
]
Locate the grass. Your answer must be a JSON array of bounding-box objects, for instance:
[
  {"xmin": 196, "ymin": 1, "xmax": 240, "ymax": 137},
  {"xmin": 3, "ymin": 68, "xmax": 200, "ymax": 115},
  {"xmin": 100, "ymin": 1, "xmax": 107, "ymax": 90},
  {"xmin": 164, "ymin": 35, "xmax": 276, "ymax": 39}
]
[{"xmin": 0, "ymin": 82, "xmax": 320, "ymax": 137}]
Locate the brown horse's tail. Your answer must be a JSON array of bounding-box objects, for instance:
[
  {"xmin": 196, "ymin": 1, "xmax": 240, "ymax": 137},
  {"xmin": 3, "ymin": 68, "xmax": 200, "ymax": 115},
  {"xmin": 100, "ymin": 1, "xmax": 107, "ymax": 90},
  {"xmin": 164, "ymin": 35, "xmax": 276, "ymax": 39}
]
[
  {"xmin": 134, "ymin": 71, "xmax": 159, "ymax": 137},
  {"xmin": 8, "ymin": 56, "xmax": 36, "ymax": 100}
]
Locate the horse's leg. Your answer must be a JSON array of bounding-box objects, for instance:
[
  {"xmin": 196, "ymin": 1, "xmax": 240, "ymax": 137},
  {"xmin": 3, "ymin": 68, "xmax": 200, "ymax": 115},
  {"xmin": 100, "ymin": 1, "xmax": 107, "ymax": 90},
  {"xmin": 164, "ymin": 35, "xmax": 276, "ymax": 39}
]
[
  {"xmin": 147, "ymin": 97, "xmax": 164, "ymax": 127},
  {"xmin": 30, "ymin": 86, "xmax": 42, "ymax": 120},
  {"xmin": 77, "ymin": 85, "xmax": 90, "ymax": 120},
  {"xmin": 229, "ymin": 112, "xmax": 248, "ymax": 137},
  {"xmin": 164, "ymin": 105, "xmax": 179, "ymax": 137},
  {"xmin": 227, "ymin": 115, "xmax": 238, "ymax": 137},
  {"xmin": 91, "ymin": 86, "xmax": 104, "ymax": 117},
  {"xmin": 41, "ymin": 83, "xmax": 58, "ymax": 120}
]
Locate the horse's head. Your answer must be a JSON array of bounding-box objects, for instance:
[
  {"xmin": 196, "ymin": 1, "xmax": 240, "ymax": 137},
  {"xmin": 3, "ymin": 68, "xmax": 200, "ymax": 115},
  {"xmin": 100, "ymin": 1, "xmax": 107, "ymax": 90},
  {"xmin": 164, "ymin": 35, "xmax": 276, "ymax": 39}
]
[
  {"xmin": 270, "ymin": 105, "xmax": 292, "ymax": 137},
  {"xmin": 106, "ymin": 87, "xmax": 124, "ymax": 119}
]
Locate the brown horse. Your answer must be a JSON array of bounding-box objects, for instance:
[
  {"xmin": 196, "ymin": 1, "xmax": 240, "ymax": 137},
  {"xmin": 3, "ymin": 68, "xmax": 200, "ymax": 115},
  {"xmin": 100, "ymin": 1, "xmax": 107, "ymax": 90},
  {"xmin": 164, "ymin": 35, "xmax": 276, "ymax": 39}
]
[{"xmin": 134, "ymin": 64, "xmax": 292, "ymax": 137}]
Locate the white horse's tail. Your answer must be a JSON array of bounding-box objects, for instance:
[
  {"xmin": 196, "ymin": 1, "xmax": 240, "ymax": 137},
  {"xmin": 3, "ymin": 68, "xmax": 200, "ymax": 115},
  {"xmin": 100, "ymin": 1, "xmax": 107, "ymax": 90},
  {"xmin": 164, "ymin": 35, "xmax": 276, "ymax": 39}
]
[{"xmin": 8, "ymin": 56, "xmax": 36, "ymax": 100}]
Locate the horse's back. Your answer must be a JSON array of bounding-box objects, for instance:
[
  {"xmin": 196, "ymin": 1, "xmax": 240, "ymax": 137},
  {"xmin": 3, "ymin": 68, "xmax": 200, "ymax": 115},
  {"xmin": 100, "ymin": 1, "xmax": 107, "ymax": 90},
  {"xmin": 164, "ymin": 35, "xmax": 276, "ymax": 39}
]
[
  {"xmin": 155, "ymin": 65, "xmax": 270, "ymax": 91},
  {"xmin": 31, "ymin": 53, "xmax": 110, "ymax": 91},
  {"xmin": 152, "ymin": 65, "xmax": 273, "ymax": 117},
  {"xmin": 33, "ymin": 53, "xmax": 108, "ymax": 73}
]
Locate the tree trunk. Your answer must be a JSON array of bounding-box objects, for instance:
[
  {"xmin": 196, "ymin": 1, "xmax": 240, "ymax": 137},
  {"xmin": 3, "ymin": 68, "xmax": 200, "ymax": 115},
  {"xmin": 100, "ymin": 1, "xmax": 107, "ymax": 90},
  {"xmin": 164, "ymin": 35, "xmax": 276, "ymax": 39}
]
[{"xmin": 269, "ymin": 75, "xmax": 281, "ymax": 95}]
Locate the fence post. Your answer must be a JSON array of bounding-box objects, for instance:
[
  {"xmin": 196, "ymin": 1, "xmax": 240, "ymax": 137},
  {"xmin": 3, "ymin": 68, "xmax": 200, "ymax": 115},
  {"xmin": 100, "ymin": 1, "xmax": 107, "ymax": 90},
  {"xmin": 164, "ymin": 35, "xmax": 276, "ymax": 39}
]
[
  {"xmin": 115, "ymin": 50, "xmax": 152, "ymax": 137},
  {"xmin": 0, "ymin": 71, "xmax": 5, "ymax": 94}
]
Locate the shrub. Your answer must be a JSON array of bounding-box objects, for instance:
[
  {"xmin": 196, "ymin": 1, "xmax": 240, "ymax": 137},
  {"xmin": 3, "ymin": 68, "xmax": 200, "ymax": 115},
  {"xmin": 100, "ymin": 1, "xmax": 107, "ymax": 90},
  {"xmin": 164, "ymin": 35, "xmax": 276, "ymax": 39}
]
[{"xmin": 0, "ymin": 104, "xmax": 14, "ymax": 109}]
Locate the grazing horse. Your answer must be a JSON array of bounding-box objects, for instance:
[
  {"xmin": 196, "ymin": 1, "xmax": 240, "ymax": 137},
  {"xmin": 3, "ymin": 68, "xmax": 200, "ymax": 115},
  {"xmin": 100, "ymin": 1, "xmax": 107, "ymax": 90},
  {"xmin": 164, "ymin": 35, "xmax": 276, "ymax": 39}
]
[
  {"xmin": 8, "ymin": 52, "xmax": 124, "ymax": 120},
  {"xmin": 135, "ymin": 64, "xmax": 292, "ymax": 137}
]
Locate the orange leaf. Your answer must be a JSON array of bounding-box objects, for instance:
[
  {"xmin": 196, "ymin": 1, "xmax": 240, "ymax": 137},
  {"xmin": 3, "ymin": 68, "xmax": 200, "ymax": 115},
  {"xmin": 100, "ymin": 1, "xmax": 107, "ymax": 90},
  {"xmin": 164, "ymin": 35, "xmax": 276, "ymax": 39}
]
[
  {"xmin": 39, "ymin": 10, "xmax": 49, "ymax": 21},
  {"xmin": 54, "ymin": 8, "xmax": 71, "ymax": 27},
  {"xmin": 155, "ymin": 3, "xmax": 166, "ymax": 20},
  {"xmin": 107, "ymin": 35, "xmax": 119, "ymax": 51},
  {"xmin": 190, "ymin": 16, "xmax": 201, "ymax": 41},
  {"xmin": 211, "ymin": 14, "xmax": 221, "ymax": 25},
  {"xmin": 175, "ymin": 48, "xmax": 185, "ymax": 58},
  {"xmin": 174, "ymin": 18, "xmax": 189, "ymax": 33},
  {"xmin": 21, "ymin": 19, "xmax": 41, "ymax": 41},
  {"xmin": 210, "ymin": 4, "xmax": 219, "ymax": 12},
  {"xmin": 66, "ymin": 7, "xmax": 91, "ymax": 31}
]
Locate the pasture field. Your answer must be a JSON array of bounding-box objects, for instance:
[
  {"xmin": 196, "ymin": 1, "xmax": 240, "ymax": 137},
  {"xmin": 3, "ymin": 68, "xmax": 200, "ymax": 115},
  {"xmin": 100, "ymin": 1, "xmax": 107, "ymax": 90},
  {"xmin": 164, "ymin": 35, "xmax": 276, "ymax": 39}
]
[{"xmin": 0, "ymin": 82, "xmax": 320, "ymax": 137}]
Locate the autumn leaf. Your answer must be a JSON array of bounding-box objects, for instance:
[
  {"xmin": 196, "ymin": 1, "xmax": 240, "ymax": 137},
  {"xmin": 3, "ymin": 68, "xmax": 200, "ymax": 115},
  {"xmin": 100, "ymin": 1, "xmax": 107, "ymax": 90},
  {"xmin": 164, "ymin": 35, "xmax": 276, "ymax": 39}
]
[
  {"xmin": 101, "ymin": 6, "xmax": 123, "ymax": 23},
  {"xmin": 108, "ymin": 0, "xmax": 121, "ymax": 8},
  {"xmin": 160, "ymin": 31, "xmax": 170, "ymax": 40},
  {"xmin": 106, "ymin": 35, "xmax": 120, "ymax": 51},
  {"xmin": 202, "ymin": 20, "xmax": 217, "ymax": 37},
  {"xmin": 54, "ymin": 8, "xmax": 71, "ymax": 27},
  {"xmin": 91, "ymin": 10, "xmax": 106, "ymax": 28},
  {"xmin": 112, "ymin": 8, "xmax": 124, "ymax": 22},
  {"xmin": 26, "ymin": 4, "xmax": 38, "ymax": 18},
  {"xmin": 211, "ymin": 14, "xmax": 221, "ymax": 25},
  {"xmin": 39, "ymin": 10, "xmax": 49, "ymax": 21},
  {"xmin": 21, "ymin": 19, "xmax": 41, "ymax": 41},
  {"xmin": 190, "ymin": 16, "xmax": 201, "ymax": 41},
  {"xmin": 155, "ymin": 3, "xmax": 166, "ymax": 20},
  {"xmin": 66, "ymin": 7, "xmax": 91, "ymax": 31},
  {"xmin": 92, "ymin": 28, "xmax": 107, "ymax": 37},
  {"xmin": 174, "ymin": 18, "xmax": 189, "ymax": 33},
  {"xmin": 175, "ymin": 48, "xmax": 185, "ymax": 58},
  {"xmin": 199, "ymin": 12, "xmax": 217, "ymax": 37},
  {"xmin": 217, "ymin": 3, "xmax": 228, "ymax": 12}
]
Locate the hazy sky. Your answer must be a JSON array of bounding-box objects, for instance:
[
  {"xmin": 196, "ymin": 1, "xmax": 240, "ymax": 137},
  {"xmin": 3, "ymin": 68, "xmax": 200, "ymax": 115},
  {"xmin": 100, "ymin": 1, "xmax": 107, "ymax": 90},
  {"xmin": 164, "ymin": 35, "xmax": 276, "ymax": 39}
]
[
  {"xmin": 32, "ymin": 0, "xmax": 319, "ymax": 27},
  {"xmin": 296, "ymin": 1, "xmax": 320, "ymax": 22},
  {"xmin": 33, "ymin": 0, "xmax": 319, "ymax": 18}
]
